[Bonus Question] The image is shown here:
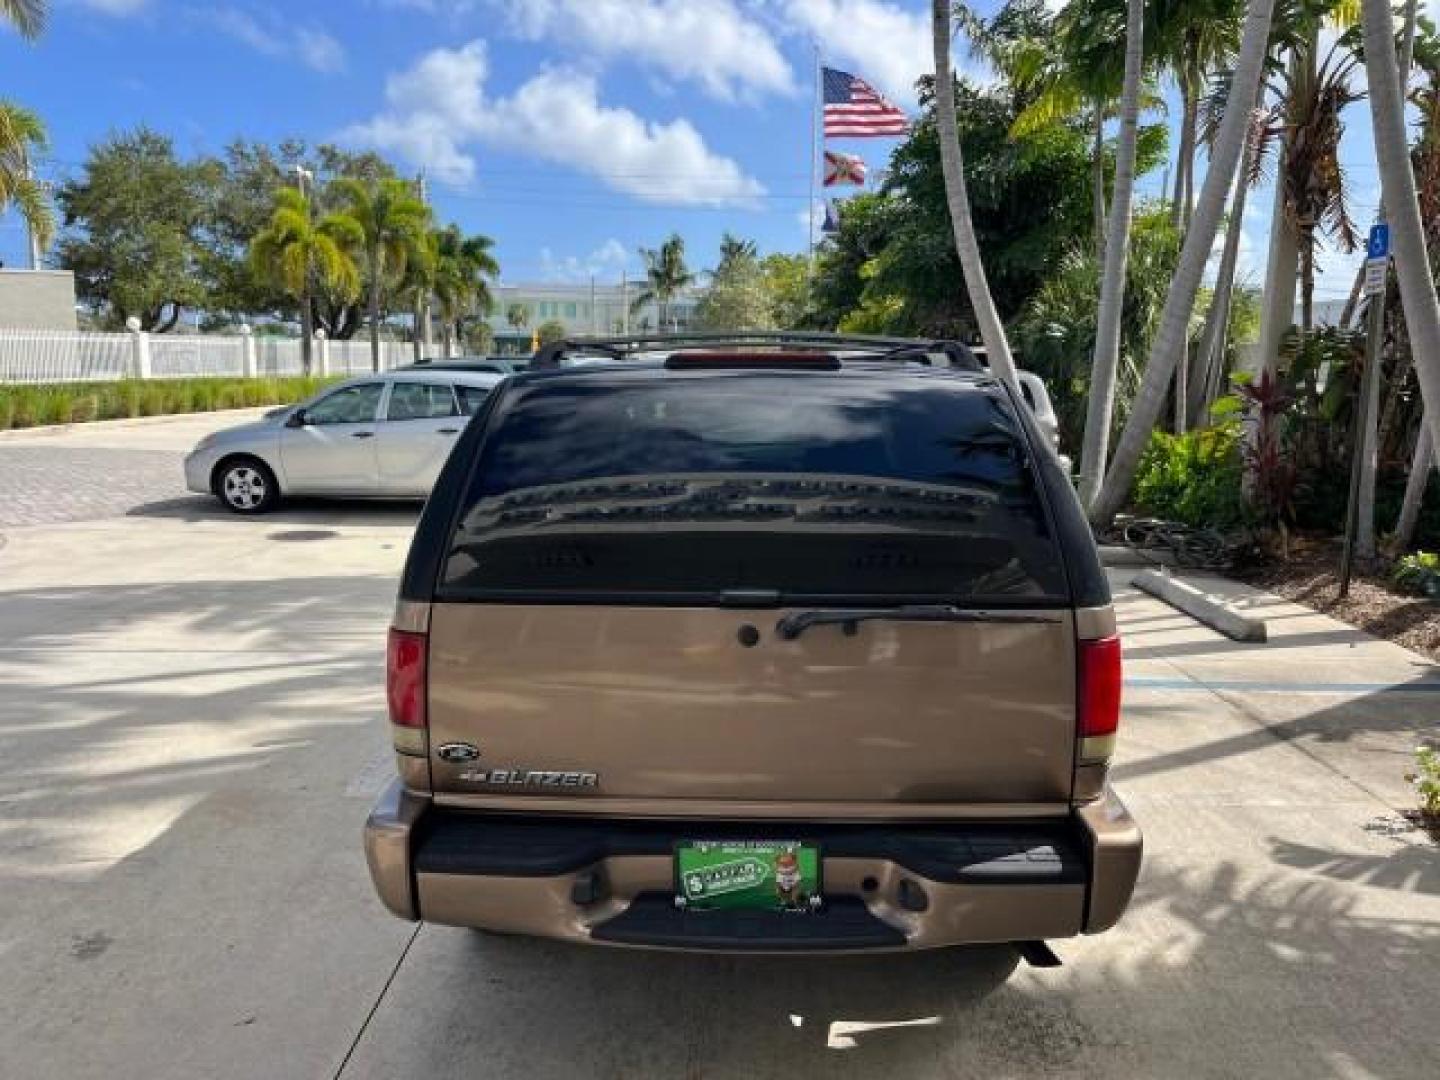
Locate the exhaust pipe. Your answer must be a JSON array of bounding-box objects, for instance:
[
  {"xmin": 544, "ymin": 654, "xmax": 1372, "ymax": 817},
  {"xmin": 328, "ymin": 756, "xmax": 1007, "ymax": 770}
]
[{"xmin": 1016, "ymin": 940, "xmax": 1062, "ymax": 968}]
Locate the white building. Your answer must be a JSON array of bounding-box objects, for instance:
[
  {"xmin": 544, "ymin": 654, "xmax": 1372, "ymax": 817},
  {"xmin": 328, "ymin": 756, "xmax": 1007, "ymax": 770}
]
[{"xmin": 484, "ymin": 282, "xmax": 702, "ymax": 351}]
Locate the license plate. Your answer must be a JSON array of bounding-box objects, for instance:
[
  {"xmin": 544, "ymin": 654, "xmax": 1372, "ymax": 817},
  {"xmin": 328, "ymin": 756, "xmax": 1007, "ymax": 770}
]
[{"xmin": 675, "ymin": 840, "xmax": 821, "ymax": 912}]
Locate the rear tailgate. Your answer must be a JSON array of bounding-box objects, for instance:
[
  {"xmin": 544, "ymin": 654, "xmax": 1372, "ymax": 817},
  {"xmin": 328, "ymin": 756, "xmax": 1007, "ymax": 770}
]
[
  {"xmin": 427, "ymin": 602, "xmax": 1075, "ymax": 804},
  {"xmin": 424, "ymin": 368, "xmax": 1078, "ymax": 811}
]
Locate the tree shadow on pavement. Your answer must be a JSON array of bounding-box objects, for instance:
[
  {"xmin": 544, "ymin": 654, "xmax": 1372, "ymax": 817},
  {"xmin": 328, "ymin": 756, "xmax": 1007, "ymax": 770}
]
[
  {"xmin": 126, "ymin": 495, "xmax": 422, "ymax": 527},
  {"xmin": 333, "ymin": 852, "xmax": 1439, "ymax": 1080}
]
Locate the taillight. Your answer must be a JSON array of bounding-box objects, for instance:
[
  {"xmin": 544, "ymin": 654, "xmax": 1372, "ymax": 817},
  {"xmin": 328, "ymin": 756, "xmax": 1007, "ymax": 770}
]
[
  {"xmin": 1077, "ymin": 635, "xmax": 1122, "ymax": 761},
  {"xmin": 387, "ymin": 627, "xmax": 427, "ymax": 754}
]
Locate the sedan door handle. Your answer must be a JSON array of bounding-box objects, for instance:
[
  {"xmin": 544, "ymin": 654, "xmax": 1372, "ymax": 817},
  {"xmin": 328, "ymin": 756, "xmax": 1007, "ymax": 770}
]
[
  {"xmin": 350, "ymin": 431, "xmax": 376, "ymax": 439},
  {"xmin": 437, "ymin": 428, "xmax": 460, "ymax": 435}
]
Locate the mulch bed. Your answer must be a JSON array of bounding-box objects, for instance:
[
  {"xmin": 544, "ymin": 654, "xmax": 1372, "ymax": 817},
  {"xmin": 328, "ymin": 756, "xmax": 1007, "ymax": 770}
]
[{"xmin": 1231, "ymin": 536, "xmax": 1440, "ymax": 663}]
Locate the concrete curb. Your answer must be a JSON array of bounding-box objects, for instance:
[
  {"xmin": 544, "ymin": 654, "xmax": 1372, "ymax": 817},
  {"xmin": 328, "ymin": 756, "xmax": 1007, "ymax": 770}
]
[
  {"xmin": 0, "ymin": 406, "xmax": 272, "ymax": 441},
  {"xmin": 1131, "ymin": 569, "xmax": 1268, "ymax": 643},
  {"xmin": 1100, "ymin": 544, "xmax": 1170, "ymax": 568}
]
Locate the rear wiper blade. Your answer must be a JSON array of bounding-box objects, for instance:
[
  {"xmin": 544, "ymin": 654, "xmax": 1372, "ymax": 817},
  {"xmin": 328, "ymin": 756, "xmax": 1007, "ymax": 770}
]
[{"xmin": 775, "ymin": 606, "xmax": 1060, "ymax": 640}]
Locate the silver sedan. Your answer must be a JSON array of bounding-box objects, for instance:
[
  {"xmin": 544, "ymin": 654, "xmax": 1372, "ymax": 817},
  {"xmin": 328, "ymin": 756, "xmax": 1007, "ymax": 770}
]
[{"xmin": 184, "ymin": 370, "xmax": 503, "ymax": 513}]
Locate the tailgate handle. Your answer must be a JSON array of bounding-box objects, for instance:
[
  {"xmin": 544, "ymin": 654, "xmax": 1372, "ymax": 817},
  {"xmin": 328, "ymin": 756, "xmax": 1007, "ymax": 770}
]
[{"xmin": 775, "ymin": 606, "xmax": 1060, "ymax": 641}]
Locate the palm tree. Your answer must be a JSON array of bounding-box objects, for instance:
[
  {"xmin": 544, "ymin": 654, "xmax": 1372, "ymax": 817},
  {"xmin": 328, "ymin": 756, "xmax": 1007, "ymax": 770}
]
[
  {"xmin": 1, "ymin": 0, "xmax": 44, "ymax": 38},
  {"xmin": 631, "ymin": 234, "xmax": 694, "ymax": 329},
  {"xmin": 1360, "ymin": 0, "xmax": 1440, "ymax": 548},
  {"xmin": 934, "ymin": 0, "xmax": 1021, "ymax": 392},
  {"xmin": 1355, "ymin": 0, "xmax": 1419, "ymax": 563},
  {"xmin": 1187, "ymin": 75, "xmax": 1266, "ymax": 425},
  {"xmin": 248, "ymin": 187, "xmax": 361, "ymax": 375},
  {"xmin": 1078, "ymin": 0, "xmax": 1146, "ymax": 505},
  {"xmin": 717, "ymin": 232, "xmax": 758, "ymax": 271},
  {"xmin": 1092, "ymin": 0, "xmax": 1280, "ymax": 526},
  {"xmin": 1153, "ymin": 0, "xmax": 1246, "ymax": 233},
  {"xmin": 0, "ymin": 102, "xmax": 53, "ymax": 260},
  {"xmin": 506, "ymin": 302, "xmax": 529, "ymax": 332},
  {"xmin": 431, "ymin": 225, "xmax": 499, "ymax": 357},
  {"xmin": 332, "ymin": 177, "xmax": 431, "ymax": 372},
  {"xmin": 400, "ymin": 229, "xmax": 438, "ymax": 363}
]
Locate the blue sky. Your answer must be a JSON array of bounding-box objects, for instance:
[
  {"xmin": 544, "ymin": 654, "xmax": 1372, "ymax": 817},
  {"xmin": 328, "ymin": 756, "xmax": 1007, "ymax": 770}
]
[{"xmin": 0, "ymin": 0, "xmax": 1397, "ymax": 303}]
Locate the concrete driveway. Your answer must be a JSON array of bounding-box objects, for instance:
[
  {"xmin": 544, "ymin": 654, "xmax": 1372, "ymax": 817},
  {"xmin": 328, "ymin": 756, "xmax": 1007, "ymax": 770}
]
[{"xmin": 1, "ymin": 413, "xmax": 1436, "ymax": 1079}]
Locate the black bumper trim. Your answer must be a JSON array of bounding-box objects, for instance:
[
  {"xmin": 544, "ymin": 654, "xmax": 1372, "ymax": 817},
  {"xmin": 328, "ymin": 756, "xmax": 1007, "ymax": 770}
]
[
  {"xmin": 413, "ymin": 813, "xmax": 1087, "ymax": 886},
  {"xmin": 591, "ymin": 893, "xmax": 905, "ymax": 951}
]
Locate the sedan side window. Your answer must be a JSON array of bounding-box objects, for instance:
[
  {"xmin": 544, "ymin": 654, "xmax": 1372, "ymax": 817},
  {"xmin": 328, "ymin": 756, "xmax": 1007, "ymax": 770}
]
[
  {"xmin": 306, "ymin": 383, "xmax": 384, "ymax": 425},
  {"xmin": 387, "ymin": 382, "xmax": 460, "ymax": 421},
  {"xmin": 455, "ymin": 384, "xmax": 495, "ymax": 416}
]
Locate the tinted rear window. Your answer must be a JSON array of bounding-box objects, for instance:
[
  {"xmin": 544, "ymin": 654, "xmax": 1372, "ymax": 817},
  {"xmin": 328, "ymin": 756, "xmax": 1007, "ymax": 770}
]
[{"xmin": 440, "ymin": 371, "xmax": 1067, "ymax": 604}]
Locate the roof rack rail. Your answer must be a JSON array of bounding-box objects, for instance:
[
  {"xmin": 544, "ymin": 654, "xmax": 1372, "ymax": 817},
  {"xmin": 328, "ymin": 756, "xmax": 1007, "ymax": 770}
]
[{"xmin": 530, "ymin": 331, "xmax": 983, "ymax": 372}]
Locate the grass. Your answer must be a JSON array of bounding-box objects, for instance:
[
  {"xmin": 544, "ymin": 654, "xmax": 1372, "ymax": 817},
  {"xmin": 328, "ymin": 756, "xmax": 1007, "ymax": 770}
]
[{"xmin": 0, "ymin": 376, "xmax": 339, "ymax": 432}]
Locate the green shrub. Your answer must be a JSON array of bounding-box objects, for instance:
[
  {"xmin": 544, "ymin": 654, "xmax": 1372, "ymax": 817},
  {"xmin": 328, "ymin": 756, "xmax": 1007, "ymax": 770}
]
[
  {"xmin": 0, "ymin": 377, "xmax": 337, "ymax": 432},
  {"xmin": 1392, "ymin": 551, "xmax": 1440, "ymax": 598},
  {"xmin": 1407, "ymin": 745, "xmax": 1440, "ymax": 818},
  {"xmin": 1132, "ymin": 423, "xmax": 1248, "ymax": 530}
]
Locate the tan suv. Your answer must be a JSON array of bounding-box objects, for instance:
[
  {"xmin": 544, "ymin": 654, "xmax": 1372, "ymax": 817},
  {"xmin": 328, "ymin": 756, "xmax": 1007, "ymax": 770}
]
[{"xmin": 365, "ymin": 333, "xmax": 1141, "ymax": 955}]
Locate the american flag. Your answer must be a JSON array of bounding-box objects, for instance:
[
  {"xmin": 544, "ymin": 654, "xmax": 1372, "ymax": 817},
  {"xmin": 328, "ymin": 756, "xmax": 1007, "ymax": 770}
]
[{"xmin": 823, "ymin": 67, "xmax": 908, "ymax": 137}]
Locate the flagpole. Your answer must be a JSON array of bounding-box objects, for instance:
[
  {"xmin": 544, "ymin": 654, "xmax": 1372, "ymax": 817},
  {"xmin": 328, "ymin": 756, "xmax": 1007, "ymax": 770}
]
[{"xmin": 808, "ymin": 41, "xmax": 820, "ymax": 269}]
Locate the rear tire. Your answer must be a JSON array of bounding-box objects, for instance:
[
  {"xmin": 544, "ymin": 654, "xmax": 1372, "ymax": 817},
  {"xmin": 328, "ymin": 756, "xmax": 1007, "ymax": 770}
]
[{"xmin": 213, "ymin": 456, "xmax": 280, "ymax": 514}]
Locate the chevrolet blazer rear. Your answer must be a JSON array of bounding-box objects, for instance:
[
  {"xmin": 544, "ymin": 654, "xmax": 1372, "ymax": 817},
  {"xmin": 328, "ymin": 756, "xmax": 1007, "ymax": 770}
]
[{"xmin": 365, "ymin": 341, "xmax": 1141, "ymax": 953}]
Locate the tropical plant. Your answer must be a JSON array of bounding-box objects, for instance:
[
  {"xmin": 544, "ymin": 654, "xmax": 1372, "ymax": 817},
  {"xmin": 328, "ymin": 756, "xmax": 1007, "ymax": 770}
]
[
  {"xmin": 1237, "ymin": 369, "xmax": 1299, "ymax": 550},
  {"xmin": 1079, "ymin": 0, "xmax": 1148, "ymax": 504},
  {"xmin": 1133, "ymin": 420, "xmax": 1249, "ymax": 528},
  {"xmin": 1406, "ymin": 744, "xmax": 1440, "ymax": 818},
  {"xmin": 1153, "ymin": 0, "xmax": 1247, "ymax": 232},
  {"xmin": 247, "ymin": 186, "xmax": 361, "ymax": 374},
  {"xmin": 935, "ymin": 0, "xmax": 1020, "ymax": 391},
  {"xmin": 506, "ymin": 302, "xmax": 530, "ymax": 331},
  {"xmin": 696, "ymin": 237, "xmax": 774, "ymax": 330},
  {"xmin": 631, "ymin": 233, "xmax": 694, "ymax": 328},
  {"xmin": 430, "ymin": 225, "xmax": 499, "ymax": 357},
  {"xmin": 1362, "ymin": 0, "xmax": 1440, "ymax": 491},
  {"xmin": 0, "ymin": 101, "xmax": 53, "ymax": 256},
  {"xmin": 331, "ymin": 177, "xmax": 431, "ymax": 371},
  {"xmin": 535, "ymin": 319, "xmax": 566, "ymax": 346},
  {"xmin": 1392, "ymin": 550, "xmax": 1440, "ymax": 597},
  {"xmin": 1092, "ymin": 0, "xmax": 1279, "ymax": 526},
  {"xmin": 1, "ymin": 0, "xmax": 44, "ymax": 38}
]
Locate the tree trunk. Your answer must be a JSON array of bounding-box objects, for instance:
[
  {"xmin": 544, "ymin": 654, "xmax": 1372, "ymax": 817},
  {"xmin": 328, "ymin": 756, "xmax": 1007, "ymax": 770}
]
[
  {"xmin": 1363, "ymin": 0, "xmax": 1440, "ymax": 481},
  {"xmin": 1189, "ymin": 110, "xmax": 1259, "ymax": 426},
  {"xmin": 1093, "ymin": 104, "xmax": 1108, "ymax": 260},
  {"xmin": 1256, "ymin": 153, "xmax": 1299, "ymax": 378},
  {"xmin": 411, "ymin": 299, "xmax": 423, "ymax": 364},
  {"xmin": 1181, "ymin": 70, "xmax": 1198, "ymax": 232},
  {"xmin": 1170, "ymin": 71, "xmax": 1193, "ymax": 233},
  {"xmin": 1299, "ymin": 228, "xmax": 1315, "ymax": 335},
  {"xmin": 299, "ymin": 278, "xmax": 315, "ymax": 377},
  {"xmin": 1078, "ymin": 0, "xmax": 1145, "ymax": 505},
  {"xmin": 1358, "ymin": 0, "xmax": 1421, "ymax": 562},
  {"xmin": 367, "ymin": 253, "xmax": 382, "ymax": 373},
  {"xmin": 1091, "ymin": 0, "xmax": 1278, "ymax": 526},
  {"xmin": 1391, "ymin": 424, "xmax": 1434, "ymax": 553},
  {"xmin": 933, "ymin": 0, "xmax": 1021, "ymax": 394}
]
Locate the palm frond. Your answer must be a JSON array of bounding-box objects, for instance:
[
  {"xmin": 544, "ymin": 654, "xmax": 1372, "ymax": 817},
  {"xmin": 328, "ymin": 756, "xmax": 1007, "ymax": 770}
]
[{"xmin": 1, "ymin": 0, "xmax": 46, "ymax": 40}]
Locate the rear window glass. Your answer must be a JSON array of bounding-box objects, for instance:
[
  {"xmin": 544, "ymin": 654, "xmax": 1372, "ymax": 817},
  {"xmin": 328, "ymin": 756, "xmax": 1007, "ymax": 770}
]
[{"xmin": 440, "ymin": 371, "xmax": 1067, "ymax": 603}]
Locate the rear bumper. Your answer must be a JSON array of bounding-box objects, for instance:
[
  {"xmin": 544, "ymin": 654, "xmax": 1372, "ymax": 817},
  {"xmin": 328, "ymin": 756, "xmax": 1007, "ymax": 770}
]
[{"xmin": 363, "ymin": 782, "xmax": 1142, "ymax": 952}]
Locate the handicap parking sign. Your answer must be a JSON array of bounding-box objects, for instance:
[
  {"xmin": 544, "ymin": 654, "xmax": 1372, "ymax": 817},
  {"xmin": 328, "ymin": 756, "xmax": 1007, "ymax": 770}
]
[{"xmin": 1367, "ymin": 223, "xmax": 1390, "ymax": 261}]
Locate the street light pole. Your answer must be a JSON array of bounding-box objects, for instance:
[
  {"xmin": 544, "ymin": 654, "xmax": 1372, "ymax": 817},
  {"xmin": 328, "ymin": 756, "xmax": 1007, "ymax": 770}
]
[{"xmin": 294, "ymin": 165, "xmax": 316, "ymax": 376}]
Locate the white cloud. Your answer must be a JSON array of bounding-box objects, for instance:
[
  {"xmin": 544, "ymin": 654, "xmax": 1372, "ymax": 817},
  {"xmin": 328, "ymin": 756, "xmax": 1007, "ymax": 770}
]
[
  {"xmin": 204, "ymin": 7, "xmax": 346, "ymax": 73},
  {"xmin": 495, "ymin": 0, "xmax": 794, "ymax": 102},
  {"xmin": 340, "ymin": 40, "xmax": 766, "ymax": 206},
  {"xmin": 783, "ymin": 0, "xmax": 932, "ymax": 107},
  {"xmin": 296, "ymin": 28, "xmax": 346, "ymax": 74},
  {"xmin": 539, "ymin": 239, "xmax": 632, "ymax": 283},
  {"xmin": 71, "ymin": 0, "xmax": 150, "ymax": 13}
]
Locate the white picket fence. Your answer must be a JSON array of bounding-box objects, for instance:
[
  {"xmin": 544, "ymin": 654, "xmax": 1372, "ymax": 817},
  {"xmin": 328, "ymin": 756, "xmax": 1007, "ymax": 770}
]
[{"xmin": 0, "ymin": 326, "xmax": 417, "ymax": 384}]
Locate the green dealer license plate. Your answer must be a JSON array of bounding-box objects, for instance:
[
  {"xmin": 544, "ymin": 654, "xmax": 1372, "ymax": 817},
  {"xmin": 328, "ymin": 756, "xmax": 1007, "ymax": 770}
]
[{"xmin": 675, "ymin": 840, "xmax": 822, "ymax": 912}]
